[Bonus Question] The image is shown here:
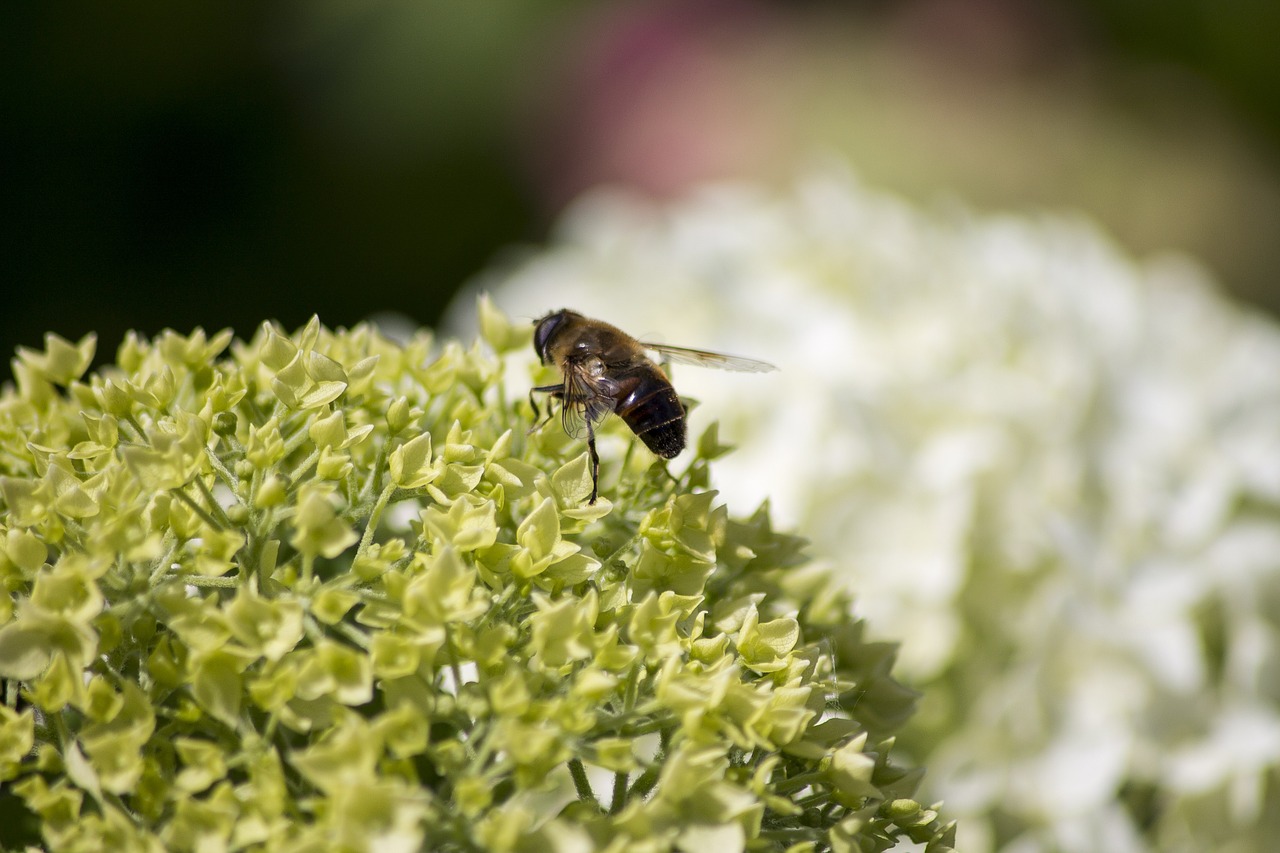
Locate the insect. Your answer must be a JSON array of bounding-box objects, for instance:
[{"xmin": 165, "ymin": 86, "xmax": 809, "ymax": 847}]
[{"xmin": 530, "ymin": 308, "xmax": 776, "ymax": 503}]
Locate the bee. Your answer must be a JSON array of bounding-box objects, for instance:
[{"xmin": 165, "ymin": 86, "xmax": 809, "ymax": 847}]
[{"xmin": 530, "ymin": 308, "xmax": 776, "ymax": 503}]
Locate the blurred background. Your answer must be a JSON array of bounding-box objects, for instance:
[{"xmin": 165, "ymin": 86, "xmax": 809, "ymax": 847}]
[
  {"xmin": 8, "ymin": 3, "xmax": 1280, "ymax": 851},
  {"xmin": 4, "ymin": 0, "xmax": 1280, "ymax": 381}
]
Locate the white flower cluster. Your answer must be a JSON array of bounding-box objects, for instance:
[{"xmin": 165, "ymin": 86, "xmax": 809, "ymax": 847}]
[{"xmin": 448, "ymin": 170, "xmax": 1280, "ymax": 853}]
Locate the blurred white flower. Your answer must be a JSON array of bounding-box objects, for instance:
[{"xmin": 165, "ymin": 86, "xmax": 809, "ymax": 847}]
[{"xmin": 446, "ymin": 168, "xmax": 1280, "ymax": 853}]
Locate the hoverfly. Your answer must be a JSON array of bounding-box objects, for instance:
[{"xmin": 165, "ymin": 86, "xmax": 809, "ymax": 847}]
[{"xmin": 530, "ymin": 309, "xmax": 775, "ymax": 503}]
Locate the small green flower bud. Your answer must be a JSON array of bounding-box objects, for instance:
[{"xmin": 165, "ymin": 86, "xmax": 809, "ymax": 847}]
[{"xmin": 212, "ymin": 411, "xmax": 238, "ymax": 436}]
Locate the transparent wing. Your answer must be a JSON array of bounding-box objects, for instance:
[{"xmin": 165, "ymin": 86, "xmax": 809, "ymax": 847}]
[
  {"xmin": 641, "ymin": 342, "xmax": 777, "ymax": 373},
  {"xmin": 559, "ymin": 364, "xmax": 617, "ymax": 439}
]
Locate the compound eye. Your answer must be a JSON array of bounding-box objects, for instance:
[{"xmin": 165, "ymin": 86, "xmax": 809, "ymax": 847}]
[{"xmin": 533, "ymin": 312, "xmax": 564, "ymax": 360}]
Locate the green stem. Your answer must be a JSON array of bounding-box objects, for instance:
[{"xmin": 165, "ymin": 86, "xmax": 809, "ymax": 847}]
[
  {"xmin": 597, "ymin": 716, "xmax": 670, "ymax": 738},
  {"xmin": 288, "ymin": 448, "xmax": 321, "ymax": 485},
  {"xmin": 195, "ymin": 474, "xmax": 235, "ymax": 528},
  {"xmin": 356, "ymin": 482, "xmax": 396, "ymax": 562},
  {"xmin": 148, "ymin": 535, "xmax": 179, "ymax": 586},
  {"xmin": 610, "ymin": 770, "xmax": 629, "ymax": 814},
  {"xmin": 568, "ymin": 759, "xmax": 600, "ymax": 809},
  {"xmin": 758, "ymin": 829, "xmax": 822, "ymax": 843},
  {"xmin": 623, "ymin": 662, "xmax": 642, "ymax": 712},
  {"xmin": 774, "ymin": 770, "xmax": 825, "ymax": 795},
  {"xmin": 281, "ymin": 412, "xmax": 314, "ymax": 457},
  {"xmin": 600, "ymin": 531, "xmax": 643, "ymax": 573},
  {"xmin": 365, "ymin": 440, "xmax": 388, "ymax": 501},
  {"xmin": 204, "ymin": 447, "xmax": 241, "ymax": 493},
  {"xmin": 302, "ymin": 614, "xmax": 327, "ymax": 644},
  {"xmin": 173, "ymin": 486, "xmax": 225, "ymax": 532},
  {"xmin": 332, "ymin": 621, "xmax": 371, "ymax": 650},
  {"xmin": 443, "ymin": 624, "xmax": 464, "ymax": 697},
  {"xmin": 123, "ymin": 414, "xmax": 148, "ymax": 441},
  {"xmin": 627, "ymin": 763, "xmax": 662, "ymax": 802},
  {"xmin": 104, "ymin": 791, "xmax": 146, "ymax": 828},
  {"xmin": 184, "ymin": 574, "xmax": 239, "ymax": 589}
]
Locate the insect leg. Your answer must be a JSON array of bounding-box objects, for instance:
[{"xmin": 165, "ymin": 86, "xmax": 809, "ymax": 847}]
[
  {"xmin": 585, "ymin": 416, "xmax": 600, "ymax": 504},
  {"xmin": 528, "ymin": 384, "xmax": 563, "ymax": 434}
]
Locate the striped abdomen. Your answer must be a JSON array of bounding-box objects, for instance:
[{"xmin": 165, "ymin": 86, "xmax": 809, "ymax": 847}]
[{"xmin": 612, "ymin": 364, "xmax": 686, "ymax": 458}]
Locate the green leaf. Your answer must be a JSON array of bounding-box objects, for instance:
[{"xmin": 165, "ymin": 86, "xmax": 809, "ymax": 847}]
[
  {"xmin": 299, "ymin": 380, "xmax": 348, "ymax": 410},
  {"xmin": 309, "ymin": 410, "xmax": 348, "ymax": 449},
  {"xmin": 63, "ymin": 739, "xmax": 103, "ymax": 804},
  {"xmin": 591, "ymin": 737, "xmax": 638, "ymax": 772},
  {"xmin": 290, "ymin": 484, "xmax": 358, "ymax": 559},
  {"xmin": 225, "ymin": 590, "xmax": 304, "ymax": 661},
  {"xmin": 0, "ymin": 617, "xmax": 48, "ymax": 676},
  {"xmin": 81, "ymin": 675, "xmax": 124, "ymax": 723},
  {"xmin": 270, "ymin": 353, "xmax": 309, "ymax": 409},
  {"xmin": 477, "ymin": 293, "xmax": 527, "ymax": 353},
  {"xmin": 190, "ymin": 649, "xmax": 244, "ymax": 728},
  {"xmin": 79, "ymin": 683, "xmax": 155, "ymax": 794},
  {"xmin": 529, "ymin": 590, "xmax": 599, "ymax": 668},
  {"xmin": 385, "ymin": 396, "xmax": 418, "ymax": 435},
  {"xmin": 0, "ymin": 477, "xmax": 48, "ymax": 528},
  {"xmin": 306, "ymin": 350, "xmax": 348, "ymax": 384},
  {"xmin": 259, "ymin": 323, "xmax": 298, "ymax": 370},
  {"xmin": 551, "ymin": 453, "xmax": 595, "ymax": 505},
  {"xmin": 402, "ymin": 548, "xmax": 484, "ymax": 627},
  {"xmin": 370, "ymin": 634, "xmax": 421, "ymax": 680},
  {"xmin": 0, "ymin": 612, "xmax": 97, "ymax": 681},
  {"xmin": 826, "ymin": 734, "xmax": 880, "ymax": 800},
  {"xmin": 16, "ymin": 332, "xmax": 96, "ymax": 385},
  {"xmin": 45, "ymin": 462, "xmax": 101, "ymax": 519},
  {"xmin": 173, "ymin": 737, "xmax": 228, "ymax": 794},
  {"xmin": 517, "ymin": 496, "xmax": 561, "ymax": 561},
  {"xmin": 27, "ymin": 651, "xmax": 80, "ymax": 712},
  {"xmin": 389, "ymin": 432, "xmax": 436, "ymax": 489},
  {"xmin": 245, "ymin": 416, "xmax": 286, "ymax": 470},
  {"xmin": 316, "ymin": 446, "xmax": 354, "ymax": 481},
  {"xmin": 376, "ymin": 702, "xmax": 430, "ymax": 759},
  {"xmin": 6, "ymin": 528, "xmax": 48, "ymax": 572},
  {"xmin": 296, "ymin": 641, "xmax": 373, "ymax": 706},
  {"xmin": 420, "ymin": 495, "xmax": 498, "ymax": 552},
  {"xmin": 677, "ymin": 823, "xmax": 745, "ymax": 853},
  {"xmin": 426, "ymin": 463, "xmax": 485, "ymax": 502},
  {"xmin": 345, "ymin": 354, "xmax": 380, "ymax": 394},
  {"xmin": 0, "ymin": 706, "xmax": 36, "ymax": 779},
  {"xmin": 736, "ymin": 608, "xmax": 801, "ymax": 673},
  {"xmin": 289, "ymin": 714, "xmax": 379, "ymax": 794},
  {"xmin": 160, "ymin": 781, "xmax": 239, "ymax": 850},
  {"xmin": 312, "ymin": 586, "xmax": 361, "ymax": 625},
  {"xmin": 670, "ymin": 491, "xmax": 723, "ymax": 563},
  {"xmin": 247, "ymin": 659, "xmax": 298, "ymax": 713},
  {"xmin": 696, "ymin": 421, "xmax": 735, "ymax": 461}
]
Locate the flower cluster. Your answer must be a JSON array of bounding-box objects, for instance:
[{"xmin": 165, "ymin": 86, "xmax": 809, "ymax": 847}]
[
  {"xmin": 458, "ymin": 170, "xmax": 1280, "ymax": 852},
  {"xmin": 0, "ymin": 306, "xmax": 952, "ymax": 851}
]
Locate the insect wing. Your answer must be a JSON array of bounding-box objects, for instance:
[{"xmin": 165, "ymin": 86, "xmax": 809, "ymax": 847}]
[
  {"xmin": 641, "ymin": 342, "xmax": 776, "ymax": 373},
  {"xmin": 559, "ymin": 364, "xmax": 617, "ymax": 439}
]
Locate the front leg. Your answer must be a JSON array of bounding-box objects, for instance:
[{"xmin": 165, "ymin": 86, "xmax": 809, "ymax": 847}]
[{"xmin": 528, "ymin": 384, "xmax": 563, "ymax": 434}]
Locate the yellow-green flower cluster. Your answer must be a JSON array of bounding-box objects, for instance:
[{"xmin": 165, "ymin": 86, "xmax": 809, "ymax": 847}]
[{"xmin": 0, "ymin": 305, "xmax": 952, "ymax": 852}]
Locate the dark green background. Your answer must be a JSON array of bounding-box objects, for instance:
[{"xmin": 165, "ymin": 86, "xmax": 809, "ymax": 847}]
[{"xmin": 3, "ymin": 0, "xmax": 1278, "ymax": 382}]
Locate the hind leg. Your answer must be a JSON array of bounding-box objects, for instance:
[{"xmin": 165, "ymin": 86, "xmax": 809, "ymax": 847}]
[{"xmin": 585, "ymin": 416, "xmax": 601, "ymax": 504}]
